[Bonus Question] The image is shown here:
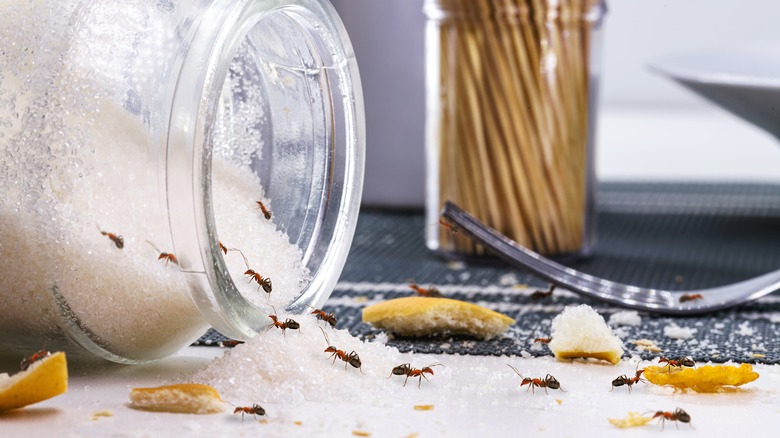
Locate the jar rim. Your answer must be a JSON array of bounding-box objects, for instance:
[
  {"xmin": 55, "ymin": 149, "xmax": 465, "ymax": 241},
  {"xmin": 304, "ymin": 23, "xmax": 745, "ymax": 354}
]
[{"xmin": 167, "ymin": 0, "xmax": 364, "ymax": 340}]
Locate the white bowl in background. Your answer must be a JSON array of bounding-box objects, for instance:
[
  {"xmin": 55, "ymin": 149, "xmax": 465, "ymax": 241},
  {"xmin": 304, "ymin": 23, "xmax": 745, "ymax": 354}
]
[{"xmin": 650, "ymin": 43, "xmax": 780, "ymax": 139}]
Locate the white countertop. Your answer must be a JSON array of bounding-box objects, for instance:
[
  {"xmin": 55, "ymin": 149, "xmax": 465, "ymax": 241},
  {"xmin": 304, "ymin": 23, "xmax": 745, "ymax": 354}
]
[{"xmin": 1, "ymin": 346, "xmax": 777, "ymax": 437}]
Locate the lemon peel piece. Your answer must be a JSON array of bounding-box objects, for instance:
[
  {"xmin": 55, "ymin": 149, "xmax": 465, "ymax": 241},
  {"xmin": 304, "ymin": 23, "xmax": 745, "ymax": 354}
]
[
  {"xmin": 643, "ymin": 363, "xmax": 759, "ymax": 393},
  {"xmin": 608, "ymin": 412, "xmax": 653, "ymax": 428},
  {"xmin": 0, "ymin": 351, "xmax": 68, "ymax": 412},
  {"xmin": 129, "ymin": 383, "xmax": 225, "ymax": 414},
  {"xmin": 362, "ymin": 297, "xmax": 514, "ymax": 340}
]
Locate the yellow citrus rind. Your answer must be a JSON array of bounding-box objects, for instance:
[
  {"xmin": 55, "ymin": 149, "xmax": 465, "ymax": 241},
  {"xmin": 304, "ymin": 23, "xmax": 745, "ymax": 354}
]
[
  {"xmin": 643, "ymin": 363, "xmax": 759, "ymax": 393},
  {"xmin": 0, "ymin": 352, "xmax": 68, "ymax": 412}
]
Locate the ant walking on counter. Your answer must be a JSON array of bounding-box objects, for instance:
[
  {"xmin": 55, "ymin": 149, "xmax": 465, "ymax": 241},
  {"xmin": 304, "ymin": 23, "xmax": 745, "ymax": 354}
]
[
  {"xmin": 651, "ymin": 408, "xmax": 692, "ymax": 430},
  {"xmin": 507, "ymin": 364, "xmax": 563, "ymax": 394},
  {"xmin": 320, "ymin": 327, "xmax": 364, "ymax": 373},
  {"xmin": 146, "ymin": 241, "xmax": 178, "ymax": 266},
  {"xmin": 388, "ymin": 363, "xmax": 443, "ymax": 388},
  {"xmin": 611, "ymin": 362, "xmax": 645, "ymax": 393}
]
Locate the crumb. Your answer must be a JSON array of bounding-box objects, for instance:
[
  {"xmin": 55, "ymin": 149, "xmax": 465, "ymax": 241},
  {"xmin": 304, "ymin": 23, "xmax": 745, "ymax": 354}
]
[
  {"xmin": 91, "ymin": 409, "xmax": 113, "ymax": 420},
  {"xmin": 663, "ymin": 324, "xmax": 697, "ymax": 340},
  {"xmin": 555, "ymin": 399, "xmax": 562, "ymax": 405},
  {"xmin": 447, "ymin": 261, "xmax": 465, "ymax": 270},
  {"xmin": 608, "ymin": 311, "xmax": 641, "ymax": 327},
  {"xmin": 630, "ymin": 339, "xmax": 662, "ymax": 353},
  {"xmin": 293, "ymin": 421, "xmax": 303, "ymax": 426},
  {"xmin": 751, "ymin": 353, "xmax": 766, "ymax": 359},
  {"xmin": 413, "ymin": 405, "xmax": 434, "ymax": 411},
  {"xmin": 548, "ymin": 304, "xmax": 624, "ymax": 364},
  {"xmin": 354, "ymin": 296, "xmax": 369, "ymax": 303},
  {"xmin": 352, "ymin": 430, "xmax": 371, "ymax": 437},
  {"xmin": 362, "ymin": 297, "xmax": 514, "ymax": 340},
  {"xmin": 609, "ymin": 412, "xmax": 653, "ymax": 428},
  {"xmin": 128, "ymin": 383, "xmax": 225, "ymax": 414}
]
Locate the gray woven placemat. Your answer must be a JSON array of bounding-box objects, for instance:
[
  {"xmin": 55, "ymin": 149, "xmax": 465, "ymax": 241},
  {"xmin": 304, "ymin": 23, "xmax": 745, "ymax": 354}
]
[{"xmin": 196, "ymin": 183, "xmax": 780, "ymax": 364}]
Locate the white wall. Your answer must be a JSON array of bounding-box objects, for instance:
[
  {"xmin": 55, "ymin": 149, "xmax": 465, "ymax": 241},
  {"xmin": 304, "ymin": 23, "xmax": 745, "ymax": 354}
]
[{"xmin": 330, "ymin": 0, "xmax": 780, "ymax": 207}]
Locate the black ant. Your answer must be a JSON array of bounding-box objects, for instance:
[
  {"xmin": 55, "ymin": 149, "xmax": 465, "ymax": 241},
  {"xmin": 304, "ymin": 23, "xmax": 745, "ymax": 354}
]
[
  {"xmin": 234, "ymin": 250, "xmax": 272, "ymax": 294},
  {"xmin": 256, "ymin": 201, "xmax": 271, "ymax": 220},
  {"xmin": 611, "ymin": 363, "xmax": 645, "ymax": 393},
  {"xmin": 320, "ymin": 327, "xmax": 364, "ymax": 373},
  {"xmin": 97, "ymin": 226, "xmax": 124, "ymax": 249},
  {"xmin": 651, "ymin": 408, "xmax": 692, "ymax": 430},
  {"xmin": 679, "ymin": 293, "xmax": 703, "ymax": 303},
  {"xmin": 437, "ymin": 217, "xmax": 458, "ymax": 233},
  {"xmin": 507, "ymin": 364, "xmax": 563, "ymax": 394},
  {"xmin": 530, "ymin": 284, "xmax": 555, "ymax": 300},
  {"xmin": 388, "ymin": 363, "xmax": 443, "ymax": 388},
  {"xmin": 659, "ymin": 356, "xmax": 695, "ymax": 372},
  {"xmin": 267, "ymin": 306, "xmax": 300, "ymax": 336},
  {"xmin": 20, "ymin": 349, "xmax": 51, "ymax": 371},
  {"xmin": 232, "ymin": 403, "xmax": 266, "ymax": 422},
  {"xmin": 146, "ymin": 241, "xmax": 178, "ymax": 266},
  {"xmin": 409, "ymin": 283, "xmax": 442, "ymax": 298},
  {"xmin": 310, "ymin": 306, "xmax": 338, "ymax": 328}
]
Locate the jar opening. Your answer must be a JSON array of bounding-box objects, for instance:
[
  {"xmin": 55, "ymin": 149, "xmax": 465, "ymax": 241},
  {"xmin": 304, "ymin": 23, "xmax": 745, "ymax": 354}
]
[{"xmin": 168, "ymin": 0, "xmax": 364, "ymax": 340}]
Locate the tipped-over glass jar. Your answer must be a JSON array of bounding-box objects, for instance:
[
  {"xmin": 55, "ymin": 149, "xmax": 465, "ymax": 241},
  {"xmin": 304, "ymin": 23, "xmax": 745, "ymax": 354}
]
[
  {"xmin": 0, "ymin": 0, "xmax": 364, "ymax": 363},
  {"xmin": 424, "ymin": 0, "xmax": 606, "ymax": 260}
]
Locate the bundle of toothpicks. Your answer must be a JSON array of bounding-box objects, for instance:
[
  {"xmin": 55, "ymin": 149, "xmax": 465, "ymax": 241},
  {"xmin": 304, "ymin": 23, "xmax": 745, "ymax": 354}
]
[{"xmin": 429, "ymin": 0, "xmax": 603, "ymax": 257}]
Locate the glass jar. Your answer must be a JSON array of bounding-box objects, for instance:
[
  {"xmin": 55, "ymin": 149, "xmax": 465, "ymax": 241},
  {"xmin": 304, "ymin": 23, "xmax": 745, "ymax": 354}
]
[
  {"xmin": 424, "ymin": 0, "xmax": 606, "ymax": 259},
  {"xmin": 0, "ymin": 0, "xmax": 364, "ymax": 363}
]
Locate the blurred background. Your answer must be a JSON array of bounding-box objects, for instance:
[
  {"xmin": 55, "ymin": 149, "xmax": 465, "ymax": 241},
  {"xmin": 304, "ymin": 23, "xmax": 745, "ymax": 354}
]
[{"xmin": 330, "ymin": 0, "xmax": 780, "ymax": 208}]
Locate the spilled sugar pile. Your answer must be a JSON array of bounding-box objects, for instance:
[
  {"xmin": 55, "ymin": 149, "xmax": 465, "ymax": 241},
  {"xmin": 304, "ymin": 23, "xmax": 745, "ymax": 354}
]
[{"xmin": 190, "ymin": 315, "xmax": 448, "ymax": 409}]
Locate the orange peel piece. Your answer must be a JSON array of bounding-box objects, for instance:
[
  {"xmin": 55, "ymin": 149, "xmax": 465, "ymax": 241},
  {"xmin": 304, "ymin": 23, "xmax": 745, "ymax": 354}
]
[
  {"xmin": 608, "ymin": 412, "xmax": 653, "ymax": 428},
  {"xmin": 129, "ymin": 383, "xmax": 225, "ymax": 414},
  {"xmin": 643, "ymin": 363, "xmax": 759, "ymax": 393},
  {"xmin": 0, "ymin": 351, "xmax": 68, "ymax": 412}
]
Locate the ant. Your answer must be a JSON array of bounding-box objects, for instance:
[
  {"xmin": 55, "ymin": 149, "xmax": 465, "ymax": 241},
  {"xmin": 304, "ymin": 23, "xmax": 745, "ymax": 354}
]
[
  {"xmin": 388, "ymin": 362, "xmax": 443, "ymax": 388},
  {"xmin": 437, "ymin": 217, "xmax": 458, "ymax": 233},
  {"xmin": 256, "ymin": 201, "xmax": 272, "ymax": 220},
  {"xmin": 219, "ymin": 241, "xmax": 229, "ymax": 255},
  {"xmin": 651, "ymin": 408, "xmax": 692, "ymax": 430},
  {"xmin": 506, "ymin": 364, "xmax": 562, "ymax": 394},
  {"xmin": 679, "ymin": 293, "xmax": 703, "ymax": 303},
  {"xmin": 533, "ymin": 337, "xmax": 552, "ymax": 344},
  {"xmin": 146, "ymin": 241, "xmax": 178, "ymax": 266},
  {"xmin": 320, "ymin": 327, "xmax": 364, "ymax": 373},
  {"xmin": 530, "ymin": 284, "xmax": 555, "ymax": 300},
  {"xmin": 20, "ymin": 349, "xmax": 51, "ymax": 371},
  {"xmin": 409, "ymin": 283, "xmax": 442, "ymax": 298},
  {"xmin": 97, "ymin": 226, "xmax": 124, "ymax": 249},
  {"xmin": 218, "ymin": 339, "xmax": 244, "ymax": 348},
  {"xmin": 611, "ymin": 363, "xmax": 645, "ymax": 393},
  {"xmin": 234, "ymin": 250, "xmax": 272, "ymax": 294},
  {"xmin": 232, "ymin": 403, "xmax": 266, "ymax": 422},
  {"xmin": 310, "ymin": 306, "xmax": 338, "ymax": 328},
  {"xmin": 267, "ymin": 306, "xmax": 300, "ymax": 336},
  {"xmin": 245, "ymin": 269, "xmax": 272, "ymax": 294},
  {"xmin": 658, "ymin": 356, "xmax": 695, "ymax": 372}
]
